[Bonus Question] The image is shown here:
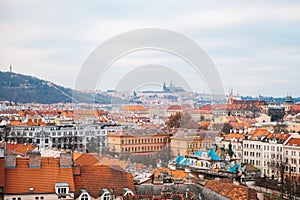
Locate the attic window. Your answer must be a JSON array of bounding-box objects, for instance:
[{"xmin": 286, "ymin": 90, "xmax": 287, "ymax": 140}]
[
  {"xmin": 121, "ymin": 188, "xmax": 134, "ymax": 196},
  {"xmin": 80, "ymin": 194, "xmax": 89, "ymax": 200},
  {"xmin": 100, "ymin": 189, "xmax": 110, "ymax": 200},
  {"xmin": 55, "ymin": 182, "xmax": 69, "ymax": 196},
  {"xmin": 102, "ymin": 193, "xmax": 110, "ymax": 200}
]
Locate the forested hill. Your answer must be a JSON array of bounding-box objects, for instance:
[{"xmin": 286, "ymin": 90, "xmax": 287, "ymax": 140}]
[{"xmin": 0, "ymin": 71, "xmax": 112, "ymax": 104}]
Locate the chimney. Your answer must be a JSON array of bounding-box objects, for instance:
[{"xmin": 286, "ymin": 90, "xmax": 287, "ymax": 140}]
[
  {"xmin": 5, "ymin": 153, "xmax": 16, "ymax": 168},
  {"xmin": 73, "ymin": 165, "xmax": 81, "ymax": 176},
  {"xmin": 0, "ymin": 146, "xmax": 4, "ymax": 158},
  {"xmin": 28, "ymin": 150, "xmax": 41, "ymax": 168},
  {"xmin": 60, "ymin": 152, "xmax": 72, "ymax": 168}
]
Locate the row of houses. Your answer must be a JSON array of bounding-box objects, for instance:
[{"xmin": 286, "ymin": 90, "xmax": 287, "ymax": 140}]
[
  {"xmin": 0, "ymin": 147, "xmax": 136, "ymax": 200},
  {"xmin": 217, "ymin": 128, "xmax": 300, "ymax": 183},
  {"xmin": 1, "ymin": 124, "xmax": 121, "ymax": 152}
]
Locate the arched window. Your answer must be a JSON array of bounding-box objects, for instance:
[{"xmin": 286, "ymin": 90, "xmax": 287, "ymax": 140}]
[
  {"xmin": 103, "ymin": 193, "xmax": 110, "ymax": 200},
  {"xmin": 81, "ymin": 194, "xmax": 89, "ymax": 200}
]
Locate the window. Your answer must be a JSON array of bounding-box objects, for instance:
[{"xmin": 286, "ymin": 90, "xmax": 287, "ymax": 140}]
[
  {"xmin": 103, "ymin": 193, "xmax": 110, "ymax": 200},
  {"xmin": 58, "ymin": 187, "xmax": 67, "ymax": 194},
  {"xmin": 81, "ymin": 194, "xmax": 89, "ymax": 200},
  {"xmin": 55, "ymin": 183, "xmax": 69, "ymax": 195}
]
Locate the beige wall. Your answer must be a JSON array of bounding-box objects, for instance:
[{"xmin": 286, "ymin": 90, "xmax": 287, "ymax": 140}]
[
  {"xmin": 107, "ymin": 134, "xmax": 122, "ymax": 153},
  {"xmin": 170, "ymin": 137, "xmax": 214, "ymax": 157},
  {"xmin": 4, "ymin": 193, "xmax": 74, "ymax": 200},
  {"xmin": 287, "ymin": 122, "xmax": 300, "ymax": 132}
]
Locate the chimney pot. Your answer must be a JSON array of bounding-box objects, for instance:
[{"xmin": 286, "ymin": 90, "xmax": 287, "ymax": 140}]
[{"xmin": 28, "ymin": 150, "xmax": 41, "ymax": 168}]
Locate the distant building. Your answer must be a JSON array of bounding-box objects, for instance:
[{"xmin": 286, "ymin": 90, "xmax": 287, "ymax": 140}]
[
  {"xmin": 163, "ymin": 81, "xmax": 185, "ymax": 93},
  {"xmin": 108, "ymin": 129, "xmax": 170, "ymax": 156},
  {"xmin": 170, "ymin": 129, "xmax": 220, "ymax": 156},
  {"xmin": 284, "ymin": 137, "xmax": 300, "ymax": 183},
  {"xmin": 5, "ymin": 124, "xmax": 120, "ymax": 152}
]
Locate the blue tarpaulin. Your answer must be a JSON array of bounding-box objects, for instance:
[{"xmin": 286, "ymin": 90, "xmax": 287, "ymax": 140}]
[
  {"xmin": 208, "ymin": 147, "xmax": 220, "ymax": 161},
  {"xmin": 181, "ymin": 158, "xmax": 190, "ymax": 166},
  {"xmin": 229, "ymin": 164, "xmax": 240, "ymax": 173},
  {"xmin": 193, "ymin": 150, "xmax": 202, "ymax": 157},
  {"xmin": 175, "ymin": 156, "xmax": 185, "ymax": 164}
]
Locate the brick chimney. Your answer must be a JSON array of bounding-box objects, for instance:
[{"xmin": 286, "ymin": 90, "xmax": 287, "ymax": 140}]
[
  {"xmin": 28, "ymin": 150, "xmax": 41, "ymax": 168},
  {"xmin": 0, "ymin": 146, "xmax": 4, "ymax": 158},
  {"xmin": 5, "ymin": 153, "xmax": 16, "ymax": 168},
  {"xmin": 73, "ymin": 165, "xmax": 81, "ymax": 176},
  {"xmin": 60, "ymin": 152, "xmax": 72, "ymax": 168}
]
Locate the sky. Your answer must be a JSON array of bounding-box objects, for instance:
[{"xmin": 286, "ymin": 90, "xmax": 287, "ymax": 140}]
[{"xmin": 0, "ymin": 0, "xmax": 300, "ymax": 97}]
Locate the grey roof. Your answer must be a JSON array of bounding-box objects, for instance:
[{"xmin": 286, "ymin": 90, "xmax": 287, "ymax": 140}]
[{"xmin": 135, "ymin": 184, "xmax": 229, "ymax": 200}]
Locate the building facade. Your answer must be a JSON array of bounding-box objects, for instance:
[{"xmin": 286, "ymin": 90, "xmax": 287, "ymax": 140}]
[
  {"xmin": 108, "ymin": 129, "xmax": 170, "ymax": 156},
  {"xmin": 3, "ymin": 124, "xmax": 121, "ymax": 152}
]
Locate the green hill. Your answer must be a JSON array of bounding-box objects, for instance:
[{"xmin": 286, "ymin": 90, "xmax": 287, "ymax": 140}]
[{"xmin": 0, "ymin": 71, "xmax": 113, "ymax": 104}]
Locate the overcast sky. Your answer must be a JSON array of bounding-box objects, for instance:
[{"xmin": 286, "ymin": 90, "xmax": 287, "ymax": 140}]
[{"xmin": 0, "ymin": 1, "xmax": 300, "ymax": 97}]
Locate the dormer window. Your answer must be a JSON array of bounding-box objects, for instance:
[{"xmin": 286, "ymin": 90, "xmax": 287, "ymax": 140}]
[
  {"xmin": 103, "ymin": 193, "xmax": 110, "ymax": 200},
  {"xmin": 79, "ymin": 189, "xmax": 90, "ymax": 200},
  {"xmin": 80, "ymin": 194, "xmax": 89, "ymax": 200},
  {"xmin": 55, "ymin": 182, "xmax": 69, "ymax": 197},
  {"xmin": 99, "ymin": 189, "xmax": 110, "ymax": 200},
  {"xmin": 121, "ymin": 188, "xmax": 134, "ymax": 196}
]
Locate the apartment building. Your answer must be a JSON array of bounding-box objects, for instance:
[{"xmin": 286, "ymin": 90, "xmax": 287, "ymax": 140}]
[
  {"xmin": 4, "ymin": 124, "xmax": 121, "ymax": 152},
  {"xmin": 284, "ymin": 137, "xmax": 300, "ymax": 183},
  {"xmin": 170, "ymin": 129, "xmax": 220, "ymax": 157},
  {"xmin": 108, "ymin": 128, "xmax": 170, "ymax": 156},
  {"xmin": 220, "ymin": 133, "xmax": 244, "ymax": 159}
]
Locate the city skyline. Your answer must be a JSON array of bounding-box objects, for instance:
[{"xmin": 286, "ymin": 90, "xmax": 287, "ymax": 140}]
[{"xmin": 0, "ymin": 1, "xmax": 300, "ymax": 96}]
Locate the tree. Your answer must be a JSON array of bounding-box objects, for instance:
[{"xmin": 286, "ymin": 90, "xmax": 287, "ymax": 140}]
[
  {"xmin": 222, "ymin": 123, "xmax": 233, "ymax": 134},
  {"xmin": 166, "ymin": 112, "xmax": 198, "ymax": 129},
  {"xmin": 166, "ymin": 112, "xmax": 181, "ymax": 128}
]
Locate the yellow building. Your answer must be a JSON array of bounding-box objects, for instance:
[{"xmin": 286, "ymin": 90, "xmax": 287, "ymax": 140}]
[{"xmin": 170, "ymin": 129, "xmax": 220, "ymax": 157}]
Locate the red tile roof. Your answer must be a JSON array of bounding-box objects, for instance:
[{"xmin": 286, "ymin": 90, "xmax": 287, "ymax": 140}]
[
  {"xmin": 120, "ymin": 105, "xmax": 147, "ymax": 112},
  {"xmin": 73, "ymin": 165, "xmax": 135, "ymax": 198},
  {"xmin": 291, "ymin": 105, "xmax": 300, "ymax": 112},
  {"xmin": 166, "ymin": 105, "xmax": 192, "ymax": 111},
  {"xmin": 206, "ymin": 180, "xmax": 255, "ymax": 200},
  {"xmin": 223, "ymin": 133, "xmax": 245, "ymax": 141},
  {"xmin": 4, "ymin": 157, "xmax": 75, "ymax": 194},
  {"xmin": 13, "ymin": 144, "xmax": 35, "ymax": 155},
  {"xmin": 74, "ymin": 153, "xmax": 100, "ymax": 166},
  {"xmin": 0, "ymin": 158, "xmax": 4, "ymax": 187},
  {"xmin": 286, "ymin": 138, "xmax": 300, "ymax": 146},
  {"xmin": 151, "ymin": 167, "xmax": 189, "ymax": 179}
]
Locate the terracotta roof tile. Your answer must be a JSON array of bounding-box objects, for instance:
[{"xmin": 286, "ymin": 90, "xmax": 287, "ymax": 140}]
[
  {"xmin": 13, "ymin": 144, "xmax": 35, "ymax": 154},
  {"xmin": 286, "ymin": 138, "xmax": 300, "ymax": 146},
  {"xmin": 291, "ymin": 105, "xmax": 300, "ymax": 112},
  {"xmin": 4, "ymin": 157, "xmax": 74, "ymax": 194},
  {"xmin": 0, "ymin": 158, "xmax": 4, "ymax": 187},
  {"xmin": 73, "ymin": 152, "xmax": 83, "ymax": 161},
  {"xmin": 151, "ymin": 167, "xmax": 189, "ymax": 179},
  {"xmin": 206, "ymin": 180, "xmax": 254, "ymax": 200},
  {"xmin": 74, "ymin": 153, "xmax": 100, "ymax": 166},
  {"xmin": 120, "ymin": 105, "xmax": 147, "ymax": 112},
  {"xmin": 73, "ymin": 165, "xmax": 135, "ymax": 198}
]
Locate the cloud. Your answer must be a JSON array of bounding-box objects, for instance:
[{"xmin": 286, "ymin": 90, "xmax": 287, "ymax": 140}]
[{"xmin": 0, "ymin": 1, "xmax": 300, "ymax": 96}]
